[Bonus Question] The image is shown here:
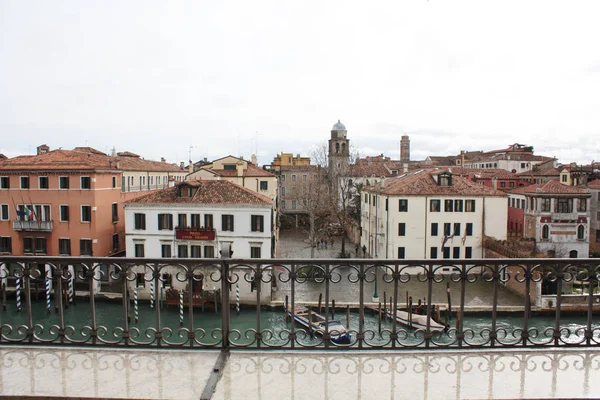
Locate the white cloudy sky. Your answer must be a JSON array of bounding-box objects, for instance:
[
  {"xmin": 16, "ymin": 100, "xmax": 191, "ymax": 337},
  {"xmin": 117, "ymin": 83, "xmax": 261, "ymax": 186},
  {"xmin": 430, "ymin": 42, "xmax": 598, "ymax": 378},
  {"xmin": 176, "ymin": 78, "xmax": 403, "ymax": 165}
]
[{"xmin": 1, "ymin": 0, "xmax": 599, "ymax": 166}]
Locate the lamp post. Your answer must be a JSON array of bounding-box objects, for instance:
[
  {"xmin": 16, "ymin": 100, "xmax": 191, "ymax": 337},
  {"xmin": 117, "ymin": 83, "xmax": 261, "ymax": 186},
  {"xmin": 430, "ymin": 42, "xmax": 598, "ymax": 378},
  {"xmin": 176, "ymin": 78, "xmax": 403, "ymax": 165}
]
[{"xmin": 372, "ymin": 194, "xmax": 379, "ymax": 302}]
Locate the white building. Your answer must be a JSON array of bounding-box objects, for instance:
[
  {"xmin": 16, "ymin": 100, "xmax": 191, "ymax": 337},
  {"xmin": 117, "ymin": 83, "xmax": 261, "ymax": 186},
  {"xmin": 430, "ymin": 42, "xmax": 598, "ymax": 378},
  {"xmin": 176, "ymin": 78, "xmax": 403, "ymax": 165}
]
[
  {"xmin": 123, "ymin": 180, "xmax": 273, "ymax": 303},
  {"xmin": 510, "ymin": 180, "xmax": 591, "ymax": 258},
  {"xmin": 361, "ymin": 169, "xmax": 507, "ymax": 269}
]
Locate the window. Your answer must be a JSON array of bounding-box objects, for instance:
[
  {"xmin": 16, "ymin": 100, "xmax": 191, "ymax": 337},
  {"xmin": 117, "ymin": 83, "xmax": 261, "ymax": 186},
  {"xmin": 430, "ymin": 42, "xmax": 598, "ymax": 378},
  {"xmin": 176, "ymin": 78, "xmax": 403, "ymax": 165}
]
[
  {"xmin": 250, "ymin": 246, "xmax": 262, "ymax": 258},
  {"xmin": 134, "ymin": 243, "xmax": 145, "ymax": 257},
  {"xmin": 204, "ymin": 214, "xmax": 214, "ymax": 229},
  {"xmin": 541, "ymin": 198, "xmax": 551, "ymax": 212},
  {"xmin": 112, "ymin": 176, "xmax": 117, "ymax": 188},
  {"xmin": 303, "ymin": 174, "xmax": 307, "ymax": 181},
  {"xmin": 398, "ymin": 199, "xmax": 408, "ymax": 212},
  {"xmin": 431, "ymin": 223, "xmax": 438, "ymax": 236},
  {"xmin": 191, "ymin": 245, "xmax": 202, "ymax": 258},
  {"xmin": 281, "ymin": 187, "xmax": 285, "ymax": 196},
  {"xmin": 223, "ymin": 164, "xmax": 236, "ymax": 170},
  {"xmin": 178, "ymin": 213, "xmax": 187, "ymax": 228},
  {"xmin": 385, "ymin": 198, "xmax": 388, "ymax": 211},
  {"xmin": 281, "ymin": 200, "xmax": 286, "ymax": 209},
  {"xmin": 577, "ymin": 198, "xmax": 587, "ymax": 212},
  {"xmin": 555, "ymin": 198, "xmax": 572, "ymax": 213},
  {"xmin": 178, "ymin": 245, "xmax": 188, "ymax": 258},
  {"xmin": 444, "ymin": 223, "xmax": 451, "ymax": 236},
  {"xmin": 81, "ymin": 205, "xmax": 92, "ymax": 222},
  {"xmin": 112, "ymin": 203, "xmax": 118, "ymax": 222},
  {"xmin": 430, "ymin": 200, "xmax": 441, "ymax": 212},
  {"xmin": 38, "ymin": 176, "xmax": 49, "ymax": 189},
  {"xmin": 500, "ymin": 182, "xmax": 506, "ymax": 188},
  {"xmin": 0, "ymin": 237, "xmax": 12, "ymax": 254},
  {"xmin": 59, "ymin": 176, "xmax": 69, "ymax": 189},
  {"xmin": 112, "ymin": 234, "xmax": 119, "ymax": 252},
  {"xmin": 136, "ymin": 273, "xmax": 146, "ymax": 288},
  {"xmin": 398, "ymin": 223, "xmax": 406, "ymax": 236},
  {"xmin": 509, "ymin": 182, "xmax": 514, "ymax": 188},
  {"xmin": 465, "ymin": 200, "xmax": 476, "ymax": 212},
  {"xmin": 80, "ymin": 176, "xmax": 91, "ymax": 189},
  {"xmin": 454, "ymin": 200, "xmax": 463, "ymax": 212},
  {"xmin": 260, "ymin": 181, "xmax": 268, "ymax": 190},
  {"xmin": 0, "ymin": 204, "xmax": 8, "ymax": 220},
  {"xmin": 292, "ymin": 200, "xmax": 296, "ymax": 209},
  {"xmin": 569, "ymin": 250, "xmax": 578, "ymax": 258},
  {"xmin": 364, "ymin": 194, "xmax": 368, "ymax": 204},
  {"xmin": 453, "ymin": 247, "xmax": 460, "ymax": 259},
  {"xmin": 561, "ymin": 174, "xmax": 568, "ymax": 183},
  {"xmin": 466, "ymin": 223, "xmax": 473, "ymax": 236},
  {"xmin": 292, "ymin": 175, "xmax": 296, "ymax": 181},
  {"xmin": 190, "ymin": 214, "xmax": 201, "ymax": 229},
  {"xmin": 0, "ymin": 177, "xmax": 9, "ymax": 189},
  {"xmin": 251, "ymin": 215, "xmax": 264, "ymax": 232},
  {"xmin": 577, "ymin": 225, "xmax": 585, "ymax": 240},
  {"xmin": 134, "ymin": 213, "xmax": 146, "ymax": 230},
  {"xmin": 59, "ymin": 238, "xmax": 71, "ymax": 255},
  {"xmin": 397, "ymin": 247, "xmax": 405, "ymax": 259},
  {"xmin": 465, "ymin": 247, "xmax": 472, "ymax": 259},
  {"xmin": 453, "ymin": 223, "xmax": 461, "ymax": 236},
  {"xmin": 158, "ymin": 214, "xmax": 173, "ymax": 230},
  {"xmin": 222, "ymin": 214, "xmax": 234, "ymax": 231},
  {"xmin": 23, "ymin": 237, "xmax": 33, "ymax": 253},
  {"xmin": 443, "ymin": 247, "xmax": 450, "ymax": 259},
  {"xmin": 20, "ymin": 176, "xmax": 30, "ymax": 189},
  {"xmin": 204, "ymin": 245, "xmax": 215, "ymax": 258},
  {"xmin": 444, "ymin": 200, "xmax": 454, "ymax": 212},
  {"xmin": 430, "ymin": 247, "xmax": 437, "ymax": 259},
  {"xmin": 281, "ymin": 174, "xmax": 286, "ymax": 182},
  {"xmin": 158, "ymin": 244, "xmax": 171, "ymax": 258},
  {"xmin": 542, "ymin": 224, "xmax": 549, "ymax": 240}
]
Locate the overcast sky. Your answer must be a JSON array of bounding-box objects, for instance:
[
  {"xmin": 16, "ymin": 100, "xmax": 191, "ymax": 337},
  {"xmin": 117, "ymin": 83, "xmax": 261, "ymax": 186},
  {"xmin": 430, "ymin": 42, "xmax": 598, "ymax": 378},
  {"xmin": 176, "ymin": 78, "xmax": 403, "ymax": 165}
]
[{"xmin": 1, "ymin": 1, "xmax": 599, "ymax": 166}]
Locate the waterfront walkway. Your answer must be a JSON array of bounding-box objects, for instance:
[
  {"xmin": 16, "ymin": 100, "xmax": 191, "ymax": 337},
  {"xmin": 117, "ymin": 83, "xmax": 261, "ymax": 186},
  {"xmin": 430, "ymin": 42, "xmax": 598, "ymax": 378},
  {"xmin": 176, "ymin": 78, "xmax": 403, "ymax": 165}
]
[{"xmin": 1, "ymin": 346, "xmax": 599, "ymax": 399}]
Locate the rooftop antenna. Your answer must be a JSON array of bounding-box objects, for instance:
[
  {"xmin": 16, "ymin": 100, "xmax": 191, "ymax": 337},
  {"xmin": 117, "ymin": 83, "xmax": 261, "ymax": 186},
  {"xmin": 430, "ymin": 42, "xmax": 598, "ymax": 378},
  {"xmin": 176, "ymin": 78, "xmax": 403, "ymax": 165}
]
[{"xmin": 188, "ymin": 145, "xmax": 197, "ymax": 163}]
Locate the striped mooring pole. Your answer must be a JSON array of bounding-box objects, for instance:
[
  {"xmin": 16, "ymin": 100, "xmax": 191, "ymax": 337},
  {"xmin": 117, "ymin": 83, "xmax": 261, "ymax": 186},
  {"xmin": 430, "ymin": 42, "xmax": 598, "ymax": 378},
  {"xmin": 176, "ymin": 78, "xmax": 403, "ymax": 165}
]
[
  {"xmin": 133, "ymin": 286, "xmax": 139, "ymax": 323},
  {"xmin": 68, "ymin": 272, "xmax": 74, "ymax": 304},
  {"xmin": 150, "ymin": 279, "xmax": 155, "ymax": 309},
  {"xmin": 179, "ymin": 290, "xmax": 184, "ymax": 326},
  {"xmin": 45, "ymin": 270, "xmax": 51, "ymax": 313},
  {"xmin": 235, "ymin": 283, "xmax": 240, "ymax": 315},
  {"xmin": 16, "ymin": 276, "xmax": 22, "ymax": 312}
]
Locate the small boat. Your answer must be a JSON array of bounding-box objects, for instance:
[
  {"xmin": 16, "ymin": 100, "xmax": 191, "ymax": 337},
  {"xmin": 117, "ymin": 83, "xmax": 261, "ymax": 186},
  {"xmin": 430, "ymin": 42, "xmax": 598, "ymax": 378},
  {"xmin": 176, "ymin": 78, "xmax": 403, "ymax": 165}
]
[
  {"xmin": 286, "ymin": 305, "xmax": 352, "ymax": 344},
  {"xmin": 385, "ymin": 309, "xmax": 446, "ymax": 332}
]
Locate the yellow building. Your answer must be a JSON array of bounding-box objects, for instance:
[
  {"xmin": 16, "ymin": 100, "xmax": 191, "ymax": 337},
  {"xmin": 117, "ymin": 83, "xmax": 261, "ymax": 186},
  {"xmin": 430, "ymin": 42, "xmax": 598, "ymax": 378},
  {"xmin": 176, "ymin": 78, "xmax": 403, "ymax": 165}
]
[{"xmin": 269, "ymin": 153, "xmax": 311, "ymax": 172}]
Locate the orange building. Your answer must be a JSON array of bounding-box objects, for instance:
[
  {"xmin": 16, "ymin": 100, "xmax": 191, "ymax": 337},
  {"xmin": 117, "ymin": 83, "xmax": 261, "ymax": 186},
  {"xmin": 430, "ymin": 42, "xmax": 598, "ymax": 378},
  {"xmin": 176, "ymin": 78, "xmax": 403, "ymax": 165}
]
[{"xmin": 0, "ymin": 145, "xmax": 187, "ymax": 257}]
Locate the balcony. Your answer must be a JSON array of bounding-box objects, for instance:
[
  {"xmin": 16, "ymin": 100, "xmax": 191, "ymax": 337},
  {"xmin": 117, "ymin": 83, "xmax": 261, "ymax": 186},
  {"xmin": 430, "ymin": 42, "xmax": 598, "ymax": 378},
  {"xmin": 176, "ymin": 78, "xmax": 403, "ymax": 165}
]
[
  {"xmin": 12, "ymin": 220, "xmax": 53, "ymax": 232},
  {"xmin": 552, "ymin": 212, "xmax": 578, "ymax": 222}
]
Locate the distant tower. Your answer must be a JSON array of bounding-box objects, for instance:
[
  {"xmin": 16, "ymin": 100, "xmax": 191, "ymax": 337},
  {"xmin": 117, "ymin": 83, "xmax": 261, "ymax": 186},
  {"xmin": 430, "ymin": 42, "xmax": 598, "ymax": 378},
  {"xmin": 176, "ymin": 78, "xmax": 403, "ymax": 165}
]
[
  {"xmin": 400, "ymin": 134, "xmax": 410, "ymax": 163},
  {"xmin": 328, "ymin": 120, "xmax": 350, "ymax": 177}
]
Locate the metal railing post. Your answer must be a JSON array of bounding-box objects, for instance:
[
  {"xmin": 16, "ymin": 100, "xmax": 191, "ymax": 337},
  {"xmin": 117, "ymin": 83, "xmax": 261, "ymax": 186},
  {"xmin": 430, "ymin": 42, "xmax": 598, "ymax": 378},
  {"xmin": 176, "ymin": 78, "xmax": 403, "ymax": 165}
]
[{"xmin": 220, "ymin": 243, "xmax": 232, "ymax": 349}]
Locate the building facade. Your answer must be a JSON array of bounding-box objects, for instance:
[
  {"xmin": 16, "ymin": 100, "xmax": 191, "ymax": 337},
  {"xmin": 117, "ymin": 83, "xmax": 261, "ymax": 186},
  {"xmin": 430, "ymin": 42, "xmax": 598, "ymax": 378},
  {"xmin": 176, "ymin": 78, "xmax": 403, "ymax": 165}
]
[
  {"xmin": 0, "ymin": 145, "xmax": 186, "ymax": 257},
  {"xmin": 510, "ymin": 181, "xmax": 591, "ymax": 258},
  {"xmin": 361, "ymin": 169, "xmax": 507, "ymax": 268}
]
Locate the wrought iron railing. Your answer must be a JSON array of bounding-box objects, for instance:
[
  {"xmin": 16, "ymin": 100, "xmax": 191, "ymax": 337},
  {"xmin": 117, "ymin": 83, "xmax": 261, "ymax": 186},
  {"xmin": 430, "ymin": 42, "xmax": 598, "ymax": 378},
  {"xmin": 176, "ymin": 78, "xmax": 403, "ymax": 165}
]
[{"xmin": 0, "ymin": 251, "xmax": 599, "ymax": 349}]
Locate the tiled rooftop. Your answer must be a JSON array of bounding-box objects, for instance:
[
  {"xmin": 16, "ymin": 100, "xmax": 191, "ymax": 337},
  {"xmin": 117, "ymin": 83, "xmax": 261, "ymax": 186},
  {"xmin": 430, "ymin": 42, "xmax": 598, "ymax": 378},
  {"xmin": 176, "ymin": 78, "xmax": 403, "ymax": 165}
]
[
  {"xmin": 124, "ymin": 180, "xmax": 272, "ymax": 206},
  {"xmin": 509, "ymin": 179, "xmax": 591, "ymax": 195},
  {"xmin": 210, "ymin": 163, "xmax": 275, "ymax": 178}
]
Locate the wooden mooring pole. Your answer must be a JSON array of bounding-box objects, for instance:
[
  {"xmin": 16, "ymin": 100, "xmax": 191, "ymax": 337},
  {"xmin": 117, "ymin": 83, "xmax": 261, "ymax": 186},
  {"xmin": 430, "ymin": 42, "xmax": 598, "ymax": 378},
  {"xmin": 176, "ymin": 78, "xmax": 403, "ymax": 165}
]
[
  {"xmin": 331, "ymin": 299, "xmax": 335, "ymax": 319},
  {"xmin": 346, "ymin": 305, "xmax": 350, "ymax": 330},
  {"xmin": 318, "ymin": 293, "xmax": 322, "ymax": 315},
  {"xmin": 378, "ymin": 302, "xmax": 382, "ymax": 333},
  {"xmin": 285, "ymin": 295, "xmax": 289, "ymax": 321}
]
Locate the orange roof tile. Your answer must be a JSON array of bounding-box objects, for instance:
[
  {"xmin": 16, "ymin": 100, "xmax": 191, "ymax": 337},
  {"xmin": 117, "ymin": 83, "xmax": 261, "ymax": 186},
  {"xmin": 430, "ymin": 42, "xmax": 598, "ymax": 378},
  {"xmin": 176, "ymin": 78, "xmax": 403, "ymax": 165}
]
[
  {"xmin": 125, "ymin": 180, "xmax": 272, "ymax": 206},
  {"xmin": 509, "ymin": 180, "xmax": 590, "ymax": 195}
]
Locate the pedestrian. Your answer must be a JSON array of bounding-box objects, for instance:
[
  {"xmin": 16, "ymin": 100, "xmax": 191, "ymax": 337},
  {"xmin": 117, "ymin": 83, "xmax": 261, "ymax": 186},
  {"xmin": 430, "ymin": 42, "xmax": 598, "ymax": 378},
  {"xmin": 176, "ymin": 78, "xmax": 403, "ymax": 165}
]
[
  {"xmin": 331, "ymin": 237, "xmax": 335, "ymax": 247},
  {"xmin": 324, "ymin": 239, "xmax": 328, "ymax": 249},
  {"xmin": 355, "ymin": 244, "xmax": 359, "ymax": 257},
  {"xmin": 317, "ymin": 239, "xmax": 321, "ymax": 249},
  {"xmin": 362, "ymin": 245, "xmax": 367, "ymax": 257}
]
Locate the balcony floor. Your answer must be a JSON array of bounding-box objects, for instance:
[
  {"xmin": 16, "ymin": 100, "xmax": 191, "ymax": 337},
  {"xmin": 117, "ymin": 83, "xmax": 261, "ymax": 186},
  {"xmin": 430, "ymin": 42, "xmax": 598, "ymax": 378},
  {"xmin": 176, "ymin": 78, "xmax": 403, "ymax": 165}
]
[{"xmin": 1, "ymin": 346, "xmax": 599, "ymax": 399}]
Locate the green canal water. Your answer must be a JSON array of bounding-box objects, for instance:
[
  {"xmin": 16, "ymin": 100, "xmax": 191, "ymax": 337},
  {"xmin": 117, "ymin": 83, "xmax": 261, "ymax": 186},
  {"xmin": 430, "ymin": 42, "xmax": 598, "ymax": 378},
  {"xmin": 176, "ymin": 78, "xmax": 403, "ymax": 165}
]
[{"xmin": 1, "ymin": 300, "xmax": 598, "ymax": 347}]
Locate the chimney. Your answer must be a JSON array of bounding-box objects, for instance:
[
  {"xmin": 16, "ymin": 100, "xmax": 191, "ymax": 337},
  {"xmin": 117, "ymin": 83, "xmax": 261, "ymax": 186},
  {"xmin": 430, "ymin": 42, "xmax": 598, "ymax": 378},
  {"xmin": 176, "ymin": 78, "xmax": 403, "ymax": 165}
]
[
  {"xmin": 460, "ymin": 150, "xmax": 465, "ymax": 166},
  {"xmin": 180, "ymin": 162, "xmax": 184, "ymax": 169},
  {"xmin": 37, "ymin": 144, "xmax": 50, "ymax": 155},
  {"xmin": 161, "ymin": 157, "xmax": 166, "ymax": 163},
  {"xmin": 403, "ymin": 163, "xmax": 408, "ymax": 173},
  {"xmin": 379, "ymin": 179, "xmax": 385, "ymax": 189},
  {"xmin": 236, "ymin": 161, "xmax": 245, "ymax": 177},
  {"xmin": 491, "ymin": 177, "xmax": 498, "ymax": 190},
  {"xmin": 189, "ymin": 160, "xmax": 193, "ymax": 173},
  {"xmin": 204, "ymin": 157, "xmax": 208, "ymax": 162},
  {"xmin": 251, "ymin": 154, "xmax": 257, "ymax": 165}
]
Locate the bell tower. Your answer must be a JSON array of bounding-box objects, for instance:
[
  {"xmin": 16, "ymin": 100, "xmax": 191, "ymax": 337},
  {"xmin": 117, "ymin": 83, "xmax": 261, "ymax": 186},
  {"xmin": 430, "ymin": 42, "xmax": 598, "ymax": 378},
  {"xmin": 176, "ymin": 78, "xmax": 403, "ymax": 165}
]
[{"xmin": 328, "ymin": 120, "xmax": 350, "ymax": 177}]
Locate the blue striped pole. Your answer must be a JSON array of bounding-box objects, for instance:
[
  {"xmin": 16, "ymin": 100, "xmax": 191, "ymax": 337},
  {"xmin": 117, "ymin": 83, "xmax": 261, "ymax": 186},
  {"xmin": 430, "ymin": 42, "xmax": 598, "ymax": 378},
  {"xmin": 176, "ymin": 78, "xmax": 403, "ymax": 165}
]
[
  {"xmin": 16, "ymin": 276, "xmax": 21, "ymax": 312},
  {"xmin": 68, "ymin": 267, "xmax": 74, "ymax": 304},
  {"xmin": 134, "ymin": 286, "xmax": 139, "ymax": 323},
  {"xmin": 179, "ymin": 290, "xmax": 184, "ymax": 326},
  {"xmin": 150, "ymin": 279, "xmax": 154, "ymax": 309},
  {"xmin": 45, "ymin": 269, "xmax": 51, "ymax": 313},
  {"xmin": 235, "ymin": 283, "xmax": 240, "ymax": 315}
]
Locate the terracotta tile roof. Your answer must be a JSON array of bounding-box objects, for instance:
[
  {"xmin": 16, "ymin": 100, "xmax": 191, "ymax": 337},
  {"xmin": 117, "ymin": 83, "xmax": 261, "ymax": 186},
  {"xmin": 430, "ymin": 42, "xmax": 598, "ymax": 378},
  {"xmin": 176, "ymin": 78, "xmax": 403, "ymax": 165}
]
[
  {"xmin": 0, "ymin": 148, "xmax": 184, "ymax": 173},
  {"xmin": 450, "ymin": 168, "xmax": 520, "ymax": 180},
  {"xmin": 517, "ymin": 167, "xmax": 561, "ymax": 177},
  {"xmin": 117, "ymin": 151, "xmax": 140, "ymax": 157},
  {"xmin": 210, "ymin": 163, "xmax": 275, "ymax": 177},
  {"xmin": 583, "ymin": 179, "xmax": 600, "ymax": 190},
  {"xmin": 124, "ymin": 180, "xmax": 272, "ymax": 206},
  {"xmin": 73, "ymin": 147, "xmax": 108, "ymax": 155},
  {"xmin": 368, "ymin": 169, "xmax": 507, "ymax": 197},
  {"xmin": 347, "ymin": 163, "xmax": 394, "ymax": 177},
  {"xmin": 509, "ymin": 180, "xmax": 590, "ymax": 195}
]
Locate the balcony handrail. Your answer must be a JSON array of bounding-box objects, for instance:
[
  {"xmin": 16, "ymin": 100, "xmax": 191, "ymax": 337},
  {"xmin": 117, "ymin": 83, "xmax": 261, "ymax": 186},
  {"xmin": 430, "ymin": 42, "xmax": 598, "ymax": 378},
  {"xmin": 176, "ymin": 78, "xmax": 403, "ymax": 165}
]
[{"xmin": 1, "ymin": 253, "xmax": 599, "ymax": 350}]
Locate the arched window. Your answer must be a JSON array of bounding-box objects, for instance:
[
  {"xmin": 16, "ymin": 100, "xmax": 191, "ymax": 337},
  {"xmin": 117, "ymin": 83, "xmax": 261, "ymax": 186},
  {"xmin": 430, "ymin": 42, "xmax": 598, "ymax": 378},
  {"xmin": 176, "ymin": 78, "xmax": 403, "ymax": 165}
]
[
  {"xmin": 336, "ymin": 143, "xmax": 340, "ymax": 153},
  {"xmin": 341, "ymin": 143, "xmax": 346, "ymax": 153},
  {"xmin": 542, "ymin": 224, "xmax": 549, "ymax": 240},
  {"xmin": 577, "ymin": 225, "xmax": 585, "ymax": 240},
  {"xmin": 569, "ymin": 250, "xmax": 578, "ymax": 258}
]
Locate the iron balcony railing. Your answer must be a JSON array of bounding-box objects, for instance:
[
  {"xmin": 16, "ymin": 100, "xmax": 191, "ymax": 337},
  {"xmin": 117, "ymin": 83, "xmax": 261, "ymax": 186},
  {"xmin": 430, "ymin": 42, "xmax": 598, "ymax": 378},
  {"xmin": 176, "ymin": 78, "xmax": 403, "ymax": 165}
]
[
  {"xmin": 0, "ymin": 249, "xmax": 599, "ymax": 350},
  {"xmin": 12, "ymin": 220, "xmax": 53, "ymax": 232}
]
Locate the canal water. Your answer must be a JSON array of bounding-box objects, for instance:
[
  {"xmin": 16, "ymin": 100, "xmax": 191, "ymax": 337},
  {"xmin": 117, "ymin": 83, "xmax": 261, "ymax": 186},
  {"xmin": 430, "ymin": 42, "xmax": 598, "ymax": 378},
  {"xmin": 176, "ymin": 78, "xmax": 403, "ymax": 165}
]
[{"xmin": 1, "ymin": 299, "xmax": 598, "ymax": 347}]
